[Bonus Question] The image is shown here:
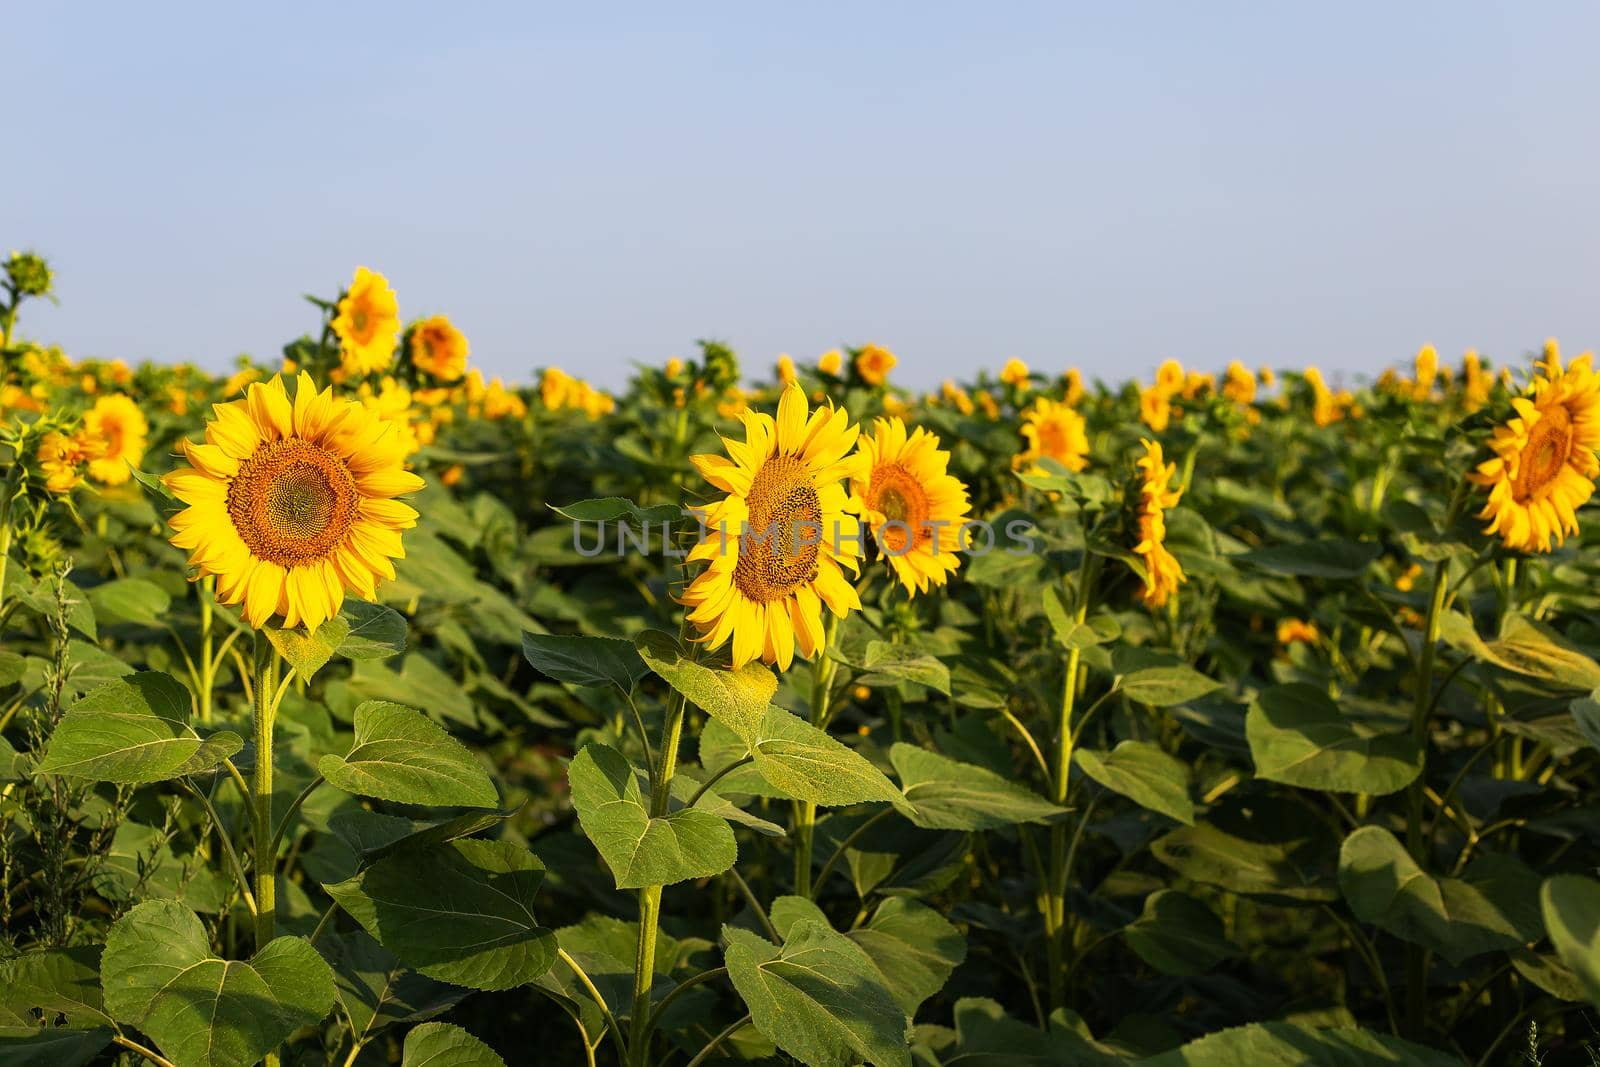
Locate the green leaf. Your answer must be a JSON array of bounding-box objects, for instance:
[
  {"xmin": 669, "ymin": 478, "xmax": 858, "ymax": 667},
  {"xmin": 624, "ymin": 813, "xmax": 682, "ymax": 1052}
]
[
  {"xmin": 737, "ymin": 706, "xmax": 902, "ymax": 807},
  {"xmin": 890, "ymin": 743, "xmax": 1066, "ymax": 830},
  {"xmin": 857, "ymin": 642, "xmax": 951, "ymax": 696},
  {"xmin": 336, "ymin": 600, "xmax": 408, "ymax": 660},
  {"xmin": 520, "ymin": 633, "xmax": 647, "ymax": 692},
  {"xmin": 401, "ymin": 1021, "xmax": 507, "ymax": 1067},
  {"xmin": 325, "ymin": 839, "xmax": 557, "ymax": 991},
  {"xmin": 1481, "ymin": 614, "xmax": 1600, "ymax": 690},
  {"xmin": 0, "ymin": 946, "xmax": 111, "ymax": 1028},
  {"xmin": 1118, "ymin": 665, "xmax": 1220, "ymax": 707},
  {"xmin": 328, "ymin": 931, "xmax": 466, "ymax": 1050},
  {"xmin": 1151, "ymin": 818, "xmax": 1338, "ymax": 904},
  {"xmin": 636, "ymin": 630, "xmax": 775, "ymax": 741},
  {"xmin": 1338, "ymin": 826, "xmax": 1543, "ymax": 965},
  {"xmin": 1074, "ymin": 741, "xmax": 1193, "ymax": 825},
  {"xmin": 319, "ymin": 701, "xmax": 498, "ymax": 808},
  {"xmin": 1246, "ymin": 684, "xmax": 1421, "ymax": 796},
  {"xmin": 723, "ymin": 920, "xmax": 911, "ymax": 1067},
  {"xmin": 1134, "ymin": 1021, "xmax": 1459, "ymax": 1066},
  {"xmin": 846, "ymin": 898, "xmax": 966, "ymax": 1015},
  {"xmin": 1044, "ymin": 588, "xmax": 1119, "ymax": 651},
  {"xmin": 567, "ymin": 743, "xmax": 737, "ymax": 888},
  {"xmin": 1234, "ymin": 539, "xmax": 1380, "ymax": 578},
  {"xmin": 266, "ymin": 616, "xmax": 350, "ymax": 681},
  {"xmin": 0, "ymin": 650, "xmax": 24, "ymax": 689},
  {"xmin": 100, "ymin": 899, "xmax": 335, "ymax": 1067},
  {"xmin": 1540, "ymin": 875, "xmax": 1600, "ymax": 1007},
  {"xmin": 0, "ymin": 1027, "xmax": 114, "ymax": 1067},
  {"xmin": 38, "ymin": 672, "xmax": 242, "ymax": 783},
  {"xmin": 85, "ymin": 578, "xmax": 170, "ymax": 627},
  {"xmin": 1124, "ymin": 891, "xmax": 1237, "ymax": 975},
  {"xmin": 549, "ymin": 497, "xmax": 683, "ymax": 525}
]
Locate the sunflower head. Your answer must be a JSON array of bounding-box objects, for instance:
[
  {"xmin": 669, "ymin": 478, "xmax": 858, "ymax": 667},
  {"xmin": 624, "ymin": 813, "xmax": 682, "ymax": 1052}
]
[
  {"xmin": 855, "ymin": 345, "xmax": 898, "ymax": 387},
  {"xmin": 1276, "ymin": 618, "xmax": 1319, "ymax": 645},
  {"xmin": 1223, "ymin": 361, "xmax": 1256, "ymax": 406},
  {"xmin": 409, "ymin": 315, "xmax": 468, "ymax": 382},
  {"xmin": 1000, "ymin": 358, "xmax": 1030, "ymax": 388},
  {"xmin": 817, "ymin": 349, "xmax": 843, "ymax": 377},
  {"xmin": 682, "ymin": 385, "xmax": 862, "ymax": 669},
  {"xmin": 1131, "ymin": 438, "xmax": 1185, "ymax": 608},
  {"xmin": 776, "ymin": 355, "xmax": 798, "ymax": 387},
  {"xmin": 1015, "ymin": 397, "xmax": 1089, "ymax": 473},
  {"xmin": 1063, "ymin": 368, "xmax": 1084, "ymax": 406},
  {"xmin": 1155, "ymin": 360, "xmax": 1185, "ymax": 395},
  {"xmin": 37, "ymin": 429, "xmax": 104, "ymax": 494},
  {"xmin": 1139, "ymin": 385, "xmax": 1172, "ymax": 433},
  {"xmin": 1469, "ymin": 352, "xmax": 1600, "ymax": 553},
  {"xmin": 163, "ymin": 373, "xmax": 423, "ymax": 630},
  {"xmin": 332, "ymin": 267, "xmax": 400, "ymax": 378},
  {"xmin": 850, "ymin": 416, "xmax": 972, "ymax": 596},
  {"xmin": 82, "ymin": 394, "xmax": 149, "ymax": 485}
]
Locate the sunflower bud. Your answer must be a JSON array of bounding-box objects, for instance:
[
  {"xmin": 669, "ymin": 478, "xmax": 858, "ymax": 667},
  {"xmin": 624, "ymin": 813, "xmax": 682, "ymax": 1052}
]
[{"xmin": 6, "ymin": 251, "xmax": 54, "ymax": 298}]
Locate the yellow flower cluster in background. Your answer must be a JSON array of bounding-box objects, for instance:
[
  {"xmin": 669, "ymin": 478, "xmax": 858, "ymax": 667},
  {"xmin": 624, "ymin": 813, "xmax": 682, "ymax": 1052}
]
[{"xmin": 539, "ymin": 367, "xmax": 614, "ymax": 419}]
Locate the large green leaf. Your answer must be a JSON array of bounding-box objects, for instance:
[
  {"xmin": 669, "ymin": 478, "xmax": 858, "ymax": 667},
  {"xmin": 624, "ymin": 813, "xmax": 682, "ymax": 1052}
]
[
  {"xmin": 325, "ymin": 839, "xmax": 557, "ymax": 991},
  {"xmin": 521, "ymin": 633, "xmax": 647, "ymax": 691},
  {"xmin": 890, "ymin": 744, "xmax": 1065, "ymax": 830},
  {"xmin": 1481, "ymin": 614, "xmax": 1600, "ymax": 689},
  {"xmin": 636, "ymin": 630, "xmax": 774, "ymax": 741},
  {"xmin": 100, "ymin": 899, "xmax": 334, "ymax": 1067},
  {"xmin": 1134, "ymin": 1021, "xmax": 1458, "ymax": 1066},
  {"xmin": 266, "ymin": 615, "xmax": 350, "ymax": 681},
  {"xmin": 567, "ymin": 743, "xmax": 737, "ymax": 888},
  {"xmin": 846, "ymin": 897, "xmax": 966, "ymax": 1015},
  {"xmin": 0, "ymin": 1027, "xmax": 114, "ymax": 1067},
  {"xmin": 857, "ymin": 642, "xmax": 951, "ymax": 696},
  {"xmin": 1540, "ymin": 874, "xmax": 1600, "ymax": 1007},
  {"xmin": 86, "ymin": 578, "xmax": 170, "ymax": 627},
  {"xmin": 1338, "ymin": 826, "xmax": 1542, "ymax": 965},
  {"xmin": 336, "ymin": 599, "xmax": 409, "ymax": 660},
  {"xmin": 1234, "ymin": 539, "xmax": 1380, "ymax": 579},
  {"xmin": 319, "ymin": 700, "xmax": 498, "ymax": 807},
  {"xmin": 1123, "ymin": 890, "xmax": 1237, "ymax": 975},
  {"xmin": 328, "ymin": 930, "xmax": 466, "ymax": 1051},
  {"xmin": 1074, "ymin": 741, "xmax": 1193, "ymax": 825},
  {"xmin": 1118, "ymin": 666, "xmax": 1220, "ymax": 707},
  {"xmin": 1246, "ymin": 684, "xmax": 1420, "ymax": 796},
  {"xmin": 724, "ymin": 706, "xmax": 902, "ymax": 807},
  {"xmin": 0, "ymin": 946, "xmax": 111, "ymax": 1028},
  {"xmin": 1151, "ymin": 816, "xmax": 1338, "ymax": 904},
  {"xmin": 400, "ymin": 1021, "xmax": 507, "ymax": 1067},
  {"xmin": 37, "ymin": 673, "xmax": 241, "ymax": 783},
  {"xmin": 723, "ymin": 920, "xmax": 911, "ymax": 1067}
]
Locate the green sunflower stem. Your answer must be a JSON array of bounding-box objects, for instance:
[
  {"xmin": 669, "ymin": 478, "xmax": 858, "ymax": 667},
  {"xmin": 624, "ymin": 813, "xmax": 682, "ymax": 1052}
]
[
  {"xmin": 793, "ymin": 613, "xmax": 840, "ymax": 899},
  {"xmin": 1403, "ymin": 558, "xmax": 1450, "ymax": 1038},
  {"xmin": 1046, "ymin": 548, "xmax": 1094, "ymax": 1011},
  {"xmin": 249, "ymin": 634, "xmax": 282, "ymax": 1067}
]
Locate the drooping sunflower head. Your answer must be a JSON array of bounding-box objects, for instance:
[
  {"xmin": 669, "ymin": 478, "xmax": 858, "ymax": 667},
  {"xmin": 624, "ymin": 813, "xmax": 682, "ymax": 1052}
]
[
  {"xmin": 37, "ymin": 429, "xmax": 104, "ymax": 494},
  {"xmin": 82, "ymin": 394, "xmax": 149, "ymax": 485},
  {"xmin": 163, "ymin": 373, "xmax": 424, "ymax": 630},
  {"xmin": 332, "ymin": 267, "xmax": 400, "ymax": 377},
  {"xmin": 1131, "ymin": 438, "xmax": 1185, "ymax": 608},
  {"xmin": 855, "ymin": 344, "xmax": 898, "ymax": 387},
  {"xmin": 1469, "ymin": 351, "xmax": 1600, "ymax": 553},
  {"xmin": 682, "ymin": 385, "xmax": 862, "ymax": 669},
  {"xmin": 1015, "ymin": 397, "xmax": 1089, "ymax": 473},
  {"xmin": 849, "ymin": 416, "xmax": 972, "ymax": 596},
  {"xmin": 1063, "ymin": 368, "xmax": 1084, "ymax": 407},
  {"xmin": 409, "ymin": 315, "xmax": 468, "ymax": 382}
]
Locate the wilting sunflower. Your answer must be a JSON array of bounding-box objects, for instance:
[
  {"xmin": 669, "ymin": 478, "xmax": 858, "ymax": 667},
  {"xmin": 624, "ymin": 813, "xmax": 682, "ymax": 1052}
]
[
  {"xmin": 1015, "ymin": 397, "xmax": 1088, "ymax": 473},
  {"xmin": 855, "ymin": 344, "xmax": 897, "ymax": 386},
  {"xmin": 164, "ymin": 373, "xmax": 423, "ymax": 630},
  {"xmin": 81, "ymin": 394, "xmax": 149, "ymax": 485},
  {"xmin": 1469, "ymin": 350, "xmax": 1600, "ymax": 553},
  {"xmin": 410, "ymin": 315, "xmax": 468, "ymax": 382},
  {"xmin": 849, "ymin": 416, "xmax": 972, "ymax": 595},
  {"xmin": 332, "ymin": 267, "xmax": 400, "ymax": 377},
  {"xmin": 1132, "ymin": 438, "xmax": 1185, "ymax": 607},
  {"xmin": 682, "ymin": 384, "xmax": 862, "ymax": 669}
]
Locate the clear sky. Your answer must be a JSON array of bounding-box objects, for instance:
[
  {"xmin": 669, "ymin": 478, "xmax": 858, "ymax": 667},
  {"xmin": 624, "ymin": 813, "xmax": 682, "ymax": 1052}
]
[{"xmin": 7, "ymin": 2, "xmax": 1597, "ymax": 389}]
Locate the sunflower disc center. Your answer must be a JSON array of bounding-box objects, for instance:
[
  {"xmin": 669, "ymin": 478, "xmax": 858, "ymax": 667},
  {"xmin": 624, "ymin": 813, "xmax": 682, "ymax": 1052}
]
[
  {"xmin": 1516, "ymin": 407, "xmax": 1573, "ymax": 502},
  {"xmin": 228, "ymin": 438, "xmax": 360, "ymax": 566},
  {"xmin": 735, "ymin": 454, "xmax": 821, "ymax": 602},
  {"xmin": 868, "ymin": 463, "xmax": 930, "ymax": 553}
]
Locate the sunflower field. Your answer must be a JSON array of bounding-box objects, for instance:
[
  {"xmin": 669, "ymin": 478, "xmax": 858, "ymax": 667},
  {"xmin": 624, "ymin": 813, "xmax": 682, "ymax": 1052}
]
[{"xmin": 4, "ymin": 252, "xmax": 1600, "ymax": 1067}]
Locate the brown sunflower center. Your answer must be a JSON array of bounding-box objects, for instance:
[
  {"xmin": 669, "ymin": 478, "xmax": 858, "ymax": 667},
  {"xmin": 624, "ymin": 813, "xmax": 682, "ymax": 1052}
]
[
  {"xmin": 1515, "ymin": 405, "xmax": 1573, "ymax": 501},
  {"xmin": 868, "ymin": 463, "xmax": 930, "ymax": 553},
  {"xmin": 227, "ymin": 438, "xmax": 360, "ymax": 566},
  {"xmin": 734, "ymin": 454, "xmax": 821, "ymax": 602}
]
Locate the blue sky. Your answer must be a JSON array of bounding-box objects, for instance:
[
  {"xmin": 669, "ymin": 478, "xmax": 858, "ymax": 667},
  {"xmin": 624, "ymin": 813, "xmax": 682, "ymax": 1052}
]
[{"xmin": 7, "ymin": 2, "xmax": 1597, "ymax": 388}]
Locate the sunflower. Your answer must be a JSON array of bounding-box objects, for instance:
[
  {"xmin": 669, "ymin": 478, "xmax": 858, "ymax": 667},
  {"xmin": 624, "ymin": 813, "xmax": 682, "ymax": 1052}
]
[
  {"xmin": 37, "ymin": 430, "xmax": 103, "ymax": 493},
  {"xmin": 1015, "ymin": 397, "xmax": 1089, "ymax": 473},
  {"xmin": 410, "ymin": 315, "xmax": 468, "ymax": 382},
  {"xmin": 1469, "ymin": 350, "xmax": 1600, "ymax": 553},
  {"xmin": 855, "ymin": 344, "xmax": 897, "ymax": 386},
  {"xmin": 1139, "ymin": 385, "xmax": 1172, "ymax": 432},
  {"xmin": 332, "ymin": 267, "xmax": 400, "ymax": 377},
  {"xmin": 82, "ymin": 394, "xmax": 149, "ymax": 485},
  {"xmin": 1222, "ymin": 361, "xmax": 1256, "ymax": 405},
  {"xmin": 1132, "ymin": 438, "xmax": 1185, "ymax": 607},
  {"xmin": 849, "ymin": 416, "xmax": 972, "ymax": 595},
  {"xmin": 682, "ymin": 384, "xmax": 862, "ymax": 669},
  {"xmin": 777, "ymin": 355, "xmax": 798, "ymax": 387},
  {"xmin": 1000, "ymin": 358, "xmax": 1030, "ymax": 387},
  {"xmin": 1063, "ymin": 368, "xmax": 1084, "ymax": 406},
  {"xmin": 163, "ymin": 373, "xmax": 424, "ymax": 630},
  {"xmin": 817, "ymin": 349, "xmax": 843, "ymax": 377},
  {"xmin": 1275, "ymin": 618, "xmax": 1319, "ymax": 645}
]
